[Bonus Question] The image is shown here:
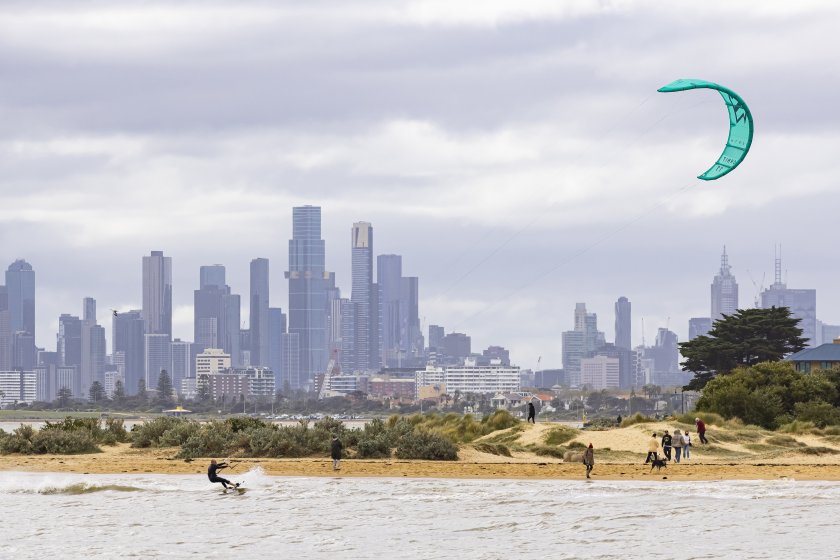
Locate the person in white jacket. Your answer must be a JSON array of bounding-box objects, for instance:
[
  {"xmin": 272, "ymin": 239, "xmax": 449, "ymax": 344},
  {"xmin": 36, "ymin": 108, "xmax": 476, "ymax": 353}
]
[{"xmin": 682, "ymin": 431, "xmax": 692, "ymax": 460}]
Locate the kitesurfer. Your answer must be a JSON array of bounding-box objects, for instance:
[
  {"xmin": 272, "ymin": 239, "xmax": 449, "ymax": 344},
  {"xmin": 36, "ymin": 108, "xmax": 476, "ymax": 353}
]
[{"xmin": 208, "ymin": 459, "xmax": 237, "ymax": 489}]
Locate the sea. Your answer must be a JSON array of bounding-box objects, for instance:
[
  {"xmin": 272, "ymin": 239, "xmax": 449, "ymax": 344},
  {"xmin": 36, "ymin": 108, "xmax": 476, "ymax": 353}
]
[{"xmin": 2, "ymin": 469, "xmax": 837, "ymax": 559}]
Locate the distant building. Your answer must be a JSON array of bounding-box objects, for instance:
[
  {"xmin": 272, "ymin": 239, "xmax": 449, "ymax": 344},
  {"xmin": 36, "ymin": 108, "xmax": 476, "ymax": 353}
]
[
  {"xmin": 688, "ymin": 317, "xmax": 713, "ymax": 340},
  {"xmin": 787, "ymin": 339, "xmax": 840, "ymax": 372},
  {"xmin": 442, "ymin": 333, "xmax": 471, "ymax": 362},
  {"xmin": 417, "ymin": 359, "xmax": 520, "ymax": 395},
  {"xmin": 369, "ymin": 376, "xmax": 415, "ymax": 400},
  {"xmin": 428, "ymin": 325, "xmax": 445, "ymax": 352},
  {"xmin": 196, "ymin": 348, "xmax": 231, "ymax": 376},
  {"xmin": 562, "ymin": 303, "xmax": 605, "ymax": 387},
  {"xmin": 112, "ymin": 310, "xmax": 145, "ymax": 395},
  {"xmin": 615, "ymin": 296, "xmax": 632, "ymax": 350},
  {"xmin": 711, "ymin": 247, "xmax": 738, "ymax": 321},
  {"xmin": 170, "ymin": 339, "xmax": 192, "ymax": 391},
  {"xmin": 144, "ymin": 334, "xmax": 171, "ymax": 389},
  {"xmin": 142, "ymin": 251, "xmax": 172, "ymax": 337},
  {"xmin": 351, "ymin": 222, "xmax": 378, "ymax": 372},
  {"xmin": 6, "ymin": 260, "xmax": 36, "ymax": 369},
  {"xmin": 760, "ymin": 255, "xmax": 817, "ymax": 347},
  {"xmin": 818, "ymin": 322, "xmax": 840, "ymax": 346},
  {"xmin": 580, "ymin": 355, "xmax": 620, "ymax": 390},
  {"xmin": 249, "ymin": 258, "xmax": 270, "ymax": 367},
  {"xmin": 0, "ymin": 369, "xmax": 37, "ymax": 405},
  {"xmin": 590, "ymin": 343, "xmax": 635, "ymax": 389},
  {"xmin": 194, "ymin": 265, "xmax": 241, "ymax": 366},
  {"xmin": 534, "ymin": 368, "xmax": 565, "ymax": 388}
]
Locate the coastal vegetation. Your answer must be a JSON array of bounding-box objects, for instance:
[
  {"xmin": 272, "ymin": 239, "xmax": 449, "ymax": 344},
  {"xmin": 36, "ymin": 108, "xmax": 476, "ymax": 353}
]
[{"xmin": 0, "ymin": 417, "xmax": 129, "ymax": 454}]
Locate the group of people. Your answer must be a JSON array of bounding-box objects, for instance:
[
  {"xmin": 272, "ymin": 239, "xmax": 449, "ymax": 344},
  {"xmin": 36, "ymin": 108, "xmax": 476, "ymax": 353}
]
[{"xmin": 644, "ymin": 418, "xmax": 709, "ymax": 465}]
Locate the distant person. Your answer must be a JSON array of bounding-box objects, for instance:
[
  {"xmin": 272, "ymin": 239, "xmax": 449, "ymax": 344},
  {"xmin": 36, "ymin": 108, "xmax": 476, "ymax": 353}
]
[
  {"xmin": 695, "ymin": 418, "xmax": 709, "ymax": 444},
  {"xmin": 207, "ymin": 459, "xmax": 236, "ymax": 489},
  {"xmin": 661, "ymin": 430, "xmax": 673, "ymax": 461},
  {"xmin": 331, "ymin": 434, "xmax": 344, "ymax": 470},
  {"xmin": 616, "ymin": 414, "xmax": 622, "ymax": 426},
  {"xmin": 645, "ymin": 433, "xmax": 660, "ymax": 464},
  {"xmin": 527, "ymin": 402, "xmax": 536, "ymax": 424},
  {"xmin": 672, "ymin": 427, "xmax": 684, "ymax": 463},
  {"xmin": 683, "ymin": 431, "xmax": 692, "ymax": 460},
  {"xmin": 583, "ymin": 443, "xmax": 595, "ymax": 479}
]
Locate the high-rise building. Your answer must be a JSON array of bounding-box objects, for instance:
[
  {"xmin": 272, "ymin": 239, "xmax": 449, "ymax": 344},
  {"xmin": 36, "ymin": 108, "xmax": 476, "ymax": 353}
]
[
  {"xmin": 268, "ymin": 308, "xmax": 286, "ymax": 389},
  {"xmin": 711, "ymin": 246, "xmax": 738, "ymax": 321},
  {"xmin": 249, "ymin": 258, "xmax": 269, "ymax": 367},
  {"xmin": 170, "ymin": 339, "xmax": 192, "ymax": 391},
  {"xmin": 351, "ymin": 222, "xmax": 377, "ymax": 372},
  {"xmin": 144, "ymin": 333, "xmax": 171, "ymax": 389},
  {"xmin": 286, "ymin": 206, "xmax": 330, "ymax": 389},
  {"xmin": 615, "ymin": 296, "xmax": 631, "ymax": 350},
  {"xmin": 760, "ymin": 253, "xmax": 817, "ymax": 347},
  {"xmin": 280, "ymin": 332, "xmax": 301, "ymax": 391},
  {"xmin": 562, "ymin": 303, "xmax": 605, "ymax": 387},
  {"xmin": 113, "ymin": 310, "xmax": 145, "ymax": 394},
  {"xmin": 642, "ymin": 327, "xmax": 683, "ymax": 386},
  {"xmin": 142, "ymin": 251, "xmax": 172, "ymax": 336},
  {"xmin": 688, "ymin": 317, "xmax": 713, "ymax": 340},
  {"xmin": 80, "ymin": 298, "xmax": 106, "ymax": 397},
  {"xmin": 58, "ymin": 314, "xmax": 82, "ymax": 369},
  {"xmin": 0, "ymin": 286, "xmax": 9, "ymax": 371},
  {"xmin": 400, "ymin": 276, "xmax": 422, "ymax": 364},
  {"xmin": 428, "ymin": 325, "xmax": 445, "ymax": 351},
  {"xmin": 194, "ymin": 265, "xmax": 241, "ymax": 366},
  {"xmin": 442, "ymin": 333, "xmax": 471, "ymax": 361},
  {"xmin": 580, "ymin": 355, "xmax": 620, "ymax": 390},
  {"xmin": 6, "ymin": 259, "xmax": 36, "ymax": 368}
]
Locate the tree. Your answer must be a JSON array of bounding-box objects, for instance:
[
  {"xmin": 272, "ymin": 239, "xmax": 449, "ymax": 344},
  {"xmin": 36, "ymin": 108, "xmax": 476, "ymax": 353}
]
[
  {"xmin": 112, "ymin": 380, "xmax": 126, "ymax": 403},
  {"xmin": 89, "ymin": 381, "xmax": 106, "ymax": 403},
  {"xmin": 56, "ymin": 386, "xmax": 72, "ymax": 408},
  {"xmin": 681, "ymin": 307, "xmax": 808, "ymax": 390},
  {"xmin": 197, "ymin": 381, "xmax": 211, "ymax": 402},
  {"xmin": 156, "ymin": 369, "xmax": 174, "ymax": 407},
  {"xmin": 137, "ymin": 378, "xmax": 147, "ymax": 401}
]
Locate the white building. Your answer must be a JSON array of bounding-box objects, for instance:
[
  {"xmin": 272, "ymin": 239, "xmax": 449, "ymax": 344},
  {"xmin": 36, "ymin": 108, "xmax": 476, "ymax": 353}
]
[
  {"xmin": 104, "ymin": 369, "xmax": 125, "ymax": 398},
  {"xmin": 196, "ymin": 348, "xmax": 231, "ymax": 376},
  {"xmin": 416, "ymin": 359, "xmax": 520, "ymax": 396},
  {"xmin": 580, "ymin": 355, "xmax": 620, "ymax": 390},
  {"xmin": 0, "ymin": 370, "xmax": 37, "ymax": 405}
]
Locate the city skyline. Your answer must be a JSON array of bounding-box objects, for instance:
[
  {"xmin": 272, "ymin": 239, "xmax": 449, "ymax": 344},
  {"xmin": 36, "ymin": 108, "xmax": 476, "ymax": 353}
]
[{"xmin": 3, "ymin": 3, "xmax": 839, "ymax": 370}]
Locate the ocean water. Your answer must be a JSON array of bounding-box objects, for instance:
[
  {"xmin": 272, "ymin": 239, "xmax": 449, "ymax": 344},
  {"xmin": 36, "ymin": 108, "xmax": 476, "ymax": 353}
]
[{"xmin": 1, "ymin": 470, "xmax": 837, "ymax": 559}]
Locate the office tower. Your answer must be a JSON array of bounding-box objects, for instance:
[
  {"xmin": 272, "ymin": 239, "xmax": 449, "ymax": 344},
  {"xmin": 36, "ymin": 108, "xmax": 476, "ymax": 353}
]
[
  {"xmin": 760, "ymin": 253, "xmax": 817, "ymax": 347},
  {"xmin": 562, "ymin": 303, "xmax": 605, "ymax": 387},
  {"xmin": 643, "ymin": 328, "xmax": 680, "ymax": 385},
  {"xmin": 482, "ymin": 346, "xmax": 510, "ymax": 366},
  {"xmin": 170, "ymin": 339, "xmax": 192, "ymax": 391},
  {"xmin": 281, "ymin": 332, "xmax": 300, "ymax": 391},
  {"xmin": 615, "ymin": 296, "xmax": 631, "ymax": 350},
  {"xmin": 400, "ymin": 276, "xmax": 422, "ymax": 363},
  {"xmin": 194, "ymin": 265, "xmax": 241, "ymax": 365},
  {"xmin": 334, "ymin": 298, "xmax": 355, "ymax": 374},
  {"xmin": 113, "ymin": 310, "xmax": 145, "ymax": 394},
  {"xmin": 590, "ymin": 343, "xmax": 635, "ymax": 389},
  {"xmin": 249, "ymin": 258, "xmax": 269, "ymax": 367},
  {"xmin": 80, "ymin": 297, "xmax": 106, "ymax": 397},
  {"xmin": 268, "ymin": 307, "xmax": 286, "ymax": 387},
  {"xmin": 144, "ymin": 333, "xmax": 171, "ymax": 389},
  {"xmin": 428, "ymin": 325, "xmax": 445, "ymax": 351},
  {"xmin": 351, "ymin": 222, "xmax": 377, "ymax": 372},
  {"xmin": 6, "ymin": 259, "xmax": 36, "ymax": 368},
  {"xmin": 142, "ymin": 251, "xmax": 172, "ymax": 336},
  {"xmin": 377, "ymin": 254, "xmax": 402, "ymax": 367},
  {"xmin": 58, "ymin": 314, "xmax": 82, "ymax": 368},
  {"xmin": 286, "ymin": 206, "xmax": 330, "ymax": 389},
  {"xmin": 688, "ymin": 317, "xmax": 713, "ymax": 340},
  {"xmin": 711, "ymin": 246, "xmax": 738, "ymax": 320},
  {"xmin": 200, "ymin": 264, "xmax": 226, "ymax": 289},
  {"xmin": 0, "ymin": 286, "xmax": 9, "ymax": 371},
  {"xmin": 442, "ymin": 333, "xmax": 471, "ymax": 361}
]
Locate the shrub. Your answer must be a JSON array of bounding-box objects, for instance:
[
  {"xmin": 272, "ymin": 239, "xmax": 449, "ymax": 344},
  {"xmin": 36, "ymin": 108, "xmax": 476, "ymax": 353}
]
[
  {"xmin": 765, "ymin": 435, "xmax": 806, "ymax": 448},
  {"xmin": 621, "ymin": 413, "xmax": 655, "ymax": 427},
  {"xmin": 799, "ymin": 446, "xmax": 840, "ymax": 455},
  {"xmin": 529, "ymin": 445, "xmax": 564, "ymax": 459},
  {"xmin": 131, "ymin": 417, "xmax": 190, "ymax": 448},
  {"xmin": 777, "ymin": 420, "xmax": 819, "ymax": 435},
  {"xmin": 567, "ymin": 441, "xmax": 585, "ymax": 449},
  {"xmin": 158, "ymin": 421, "xmax": 202, "ymax": 447},
  {"xmin": 395, "ymin": 431, "xmax": 458, "ymax": 460},
  {"xmin": 31, "ymin": 429, "xmax": 100, "ymax": 454},
  {"xmin": 544, "ymin": 426, "xmax": 578, "ymax": 446},
  {"xmin": 104, "ymin": 418, "xmax": 130, "ymax": 443},
  {"xmin": 224, "ymin": 416, "xmax": 267, "ymax": 433},
  {"xmin": 473, "ymin": 442, "xmax": 512, "ymax": 457},
  {"xmin": 793, "ymin": 401, "xmax": 840, "ymax": 428}
]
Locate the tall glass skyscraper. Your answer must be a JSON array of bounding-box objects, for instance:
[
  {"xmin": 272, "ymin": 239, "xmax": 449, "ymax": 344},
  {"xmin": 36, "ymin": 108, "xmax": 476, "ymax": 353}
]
[
  {"xmin": 194, "ymin": 265, "xmax": 240, "ymax": 365},
  {"xmin": 250, "ymin": 258, "xmax": 270, "ymax": 367},
  {"xmin": 711, "ymin": 247, "xmax": 738, "ymax": 321},
  {"xmin": 377, "ymin": 254, "xmax": 402, "ymax": 367},
  {"xmin": 351, "ymin": 222, "xmax": 376, "ymax": 372},
  {"xmin": 286, "ymin": 206, "xmax": 330, "ymax": 389},
  {"xmin": 614, "ymin": 296, "xmax": 631, "ymax": 350},
  {"xmin": 113, "ymin": 310, "xmax": 145, "ymax": 394},
  {"xmin": 6, "ymin": 259, "xmax": 35, "ymax": 337},
  {"xmin": 142, "ymin": 251, "xmax": 172, "ymax": 336}
]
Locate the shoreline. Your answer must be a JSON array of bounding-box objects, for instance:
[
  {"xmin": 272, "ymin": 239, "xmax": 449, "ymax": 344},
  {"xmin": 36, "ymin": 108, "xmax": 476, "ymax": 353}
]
[{"xmin": 4, "ymin": 444, "xmax": 840, "ymax": 481}]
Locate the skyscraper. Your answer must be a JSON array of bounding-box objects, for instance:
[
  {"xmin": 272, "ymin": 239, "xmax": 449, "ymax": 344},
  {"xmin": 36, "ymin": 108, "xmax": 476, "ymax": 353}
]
[
  {"xmin": 80, "ymin": 298, "xmax": 106, "ymax": 397},
  {"xmin": 688, "ymin": 317, "xmax": 713, "ymax": 340},
  {"xmin": 113, "ymin": 310, "xmax": 145, "ymax": 394},
  {"xmin": 351, "ymin": 222, "xmax": 376, "ymax": 372},
  {"xmin": 0, "ymin": 286, "xmax": 10, "ymax": 371},
  {"xmin": 286, "ymin": 206, "xmax": 330, "ymax": 389},
  {"xmin": 615, "ymin": 296, "xmax": 631, "ymax": 350},
  {"xmin": 268, "ymin": 307, "xmax": 286, "ymax": 386},
  {"xmin": 142, "ymin": 251, "xmax": 172, "ymax": 336},
  {"xmin": 6, "ymin": 259, "xmax": 36, "ymax": 368},
  {"xmin": 377, "ymin": 254, "xmax": 402, "ymax": 367},
  {"xmin": 145, "ymin": 333, "xmax": 171, "ymax": 389},
  {"xmin": 711, "ymin": 246, "xmax": 738, "ymax": 320},
  {"xmin": 562, "ymin": 303, "xmax": 605, "ymax": 387},
  {"xmin": 399, "ymin": 276, "xmax": 422, "ymax": 363},
  {"xmin": 170, "ymin": 339, "xmax": 192, "ymax": 391},
  {"xmin": 249, "ymin": 258, "xmax": 270, "ymax": 367},
  {"xmin": 760, "ymin": 253, "xmax": 817, "ymax": 347},
  {"xmin": 200, "ymin": 265, "xmax": 226, "ymax": 289},
  {"xmin": 194, "ymin": 265, "xmax": 241, "ymax": 365}
]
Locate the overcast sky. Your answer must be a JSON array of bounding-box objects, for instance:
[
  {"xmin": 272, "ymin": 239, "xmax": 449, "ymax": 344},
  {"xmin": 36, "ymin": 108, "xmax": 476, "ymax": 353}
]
[{"xmin": 2, "ymin": 1, "xmax": 839, "ymax": 369}]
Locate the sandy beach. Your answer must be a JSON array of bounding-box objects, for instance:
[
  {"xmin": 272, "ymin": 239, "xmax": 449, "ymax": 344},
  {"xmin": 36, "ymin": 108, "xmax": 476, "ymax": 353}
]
[{"xmin": 4, "ymin": 421, "xmax": 840, "ymax": 480}]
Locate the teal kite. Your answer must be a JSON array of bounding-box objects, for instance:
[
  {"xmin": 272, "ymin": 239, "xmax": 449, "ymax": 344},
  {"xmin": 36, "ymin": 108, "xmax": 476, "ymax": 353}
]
[{"xmin": 658, "ymin": 79, "xmax": 753, "ymax": 181}]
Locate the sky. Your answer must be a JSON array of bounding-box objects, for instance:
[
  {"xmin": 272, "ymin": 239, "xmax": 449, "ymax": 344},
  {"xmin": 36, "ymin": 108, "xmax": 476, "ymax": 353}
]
[{"xmin": 2, "ymin": 0, "xmax": 840, "ymax": 370}]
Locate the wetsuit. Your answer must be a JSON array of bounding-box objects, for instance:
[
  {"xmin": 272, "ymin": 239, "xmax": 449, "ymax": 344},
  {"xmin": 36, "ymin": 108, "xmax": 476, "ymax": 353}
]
[{"xmin": 208, "ymin": 462, "xmax": 233, "ymax": 488}]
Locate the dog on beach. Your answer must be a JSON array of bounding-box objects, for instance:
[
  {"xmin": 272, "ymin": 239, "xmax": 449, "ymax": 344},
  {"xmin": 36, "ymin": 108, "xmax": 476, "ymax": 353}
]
[{"xmin": 650, "ymin": 457, "xmax": 668, "ymax": 472}]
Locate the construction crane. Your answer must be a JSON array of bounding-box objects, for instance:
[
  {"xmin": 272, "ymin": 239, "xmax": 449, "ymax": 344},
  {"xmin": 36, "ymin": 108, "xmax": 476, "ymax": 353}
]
[
  {"xmin": 317, "ymin": 350, "xmax": 341, "ymax": 400},
  {"xmin": 746, "ymin": 269, "xmax": 765, "ymax": 308}
]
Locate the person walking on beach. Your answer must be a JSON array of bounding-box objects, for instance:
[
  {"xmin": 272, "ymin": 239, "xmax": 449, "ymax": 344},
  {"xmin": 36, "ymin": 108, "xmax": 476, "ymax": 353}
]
[
  {"xmin": 583, "ymin": 443, "xmax": 595, "ymax": 479},
  {"xmin": 645, "ymin": 433, "xmax": 660, "ymax": 464},
  {"xmin": 683, "ymin": 431, "xmax": 692, "ymax": 460},
  {"xmin": 661, "ymin": 430, "xmax": 673, "ymax": 461},
  {"xmin": 527, "ymin": 401, "xmax": 536, "ymax": 424},
  {"xmin": 616, "ymin": 414, "xmax": 622, "ymax": 426},
  {"xmin": 331, "ymin": 434, "xmax": 344, "ymax": 471},
  {"xmin": 695, "ymin": 418, "xmax": 708, "ymax": 444},
  {"xmin": 672, "ymin": 427, "xmax": 684, "ymax": 463},
  {"xmin": 207, "ymin": 459, "xmax": 236, "ymax": 489}
]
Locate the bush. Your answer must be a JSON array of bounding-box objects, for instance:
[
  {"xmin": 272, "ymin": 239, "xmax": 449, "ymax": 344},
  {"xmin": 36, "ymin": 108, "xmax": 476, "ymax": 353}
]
[
  {"xmin": 31, "ymin": 429, "xmax": 100, "ymax": 454},
  {"xmin": 473, "ymin": 442, "xmax": 512, "ymax": 457},
  {"xmin": 395, "ymin": 430, "xmax": 458, "ymax": 460},
  {"xmin": 765, "ymin": 435, "xmax": 806, "ymax": 447},
  {"xmin": 131, "ymin": 417, "xmax": 190, "ymax": 448},
  {"xmin": 621, "ymin": 413, "xmax": 655, "ymax": 427},
  {"xmin": 567, "ymin": 441, "xmax": 585, "ymax": 449},
  {"xmin": 793, "ymin": 401, "xmax": 840, "ymax": 428},
  {"xmin": 158, "ymin": 421, "xmax": 202, "ymax": 447},
  {"xmin": 544, "ymin": 426, "xmax": 578, "ymax": 446},
  {"xmin": 104, "ymin": 418, "xmax": 130, "ymax": 443},
  {"xmin": 777, "ymin": 420, "xmax": 819, "ymax": 435},
  {"xmin": 799, "ymin": 446, "xmax": 840, "ymax": 455}
]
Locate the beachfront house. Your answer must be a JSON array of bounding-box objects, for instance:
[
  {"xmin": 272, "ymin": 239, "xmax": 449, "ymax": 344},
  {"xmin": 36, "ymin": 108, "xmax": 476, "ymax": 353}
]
[{"xmin": 786, "ymin": 338, "xmax": 840, "ymax": 373}]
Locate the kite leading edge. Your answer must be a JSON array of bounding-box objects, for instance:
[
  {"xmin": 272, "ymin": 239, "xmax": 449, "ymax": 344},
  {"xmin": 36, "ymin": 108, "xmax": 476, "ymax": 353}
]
[{"xmin": 658, "ymin": 79, "xmax": 753, "ymax": 181}]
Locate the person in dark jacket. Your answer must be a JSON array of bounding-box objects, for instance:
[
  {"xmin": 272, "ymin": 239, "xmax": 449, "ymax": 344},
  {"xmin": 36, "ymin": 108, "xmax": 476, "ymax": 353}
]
[
  {"xmin": 583, "ymin": 443, "xmax": 595, "ymax": 479},
  {"xmin": 207, "ymin": 459, "xmax": 236, "ymax": 489},
  {"xmin": 331, "ymin": 435, "xmax": 344, "ymax": 470},
  {"xmin": 695, "ymin": 418, "xmax": 708, "ymax": 444},
  {"xmin": 527, "ymin": 401, "xmax": 536, "ymax": 424},
  {"xmin": 661, "ymin": 430, "xmax": 673, "ymax": 461}
]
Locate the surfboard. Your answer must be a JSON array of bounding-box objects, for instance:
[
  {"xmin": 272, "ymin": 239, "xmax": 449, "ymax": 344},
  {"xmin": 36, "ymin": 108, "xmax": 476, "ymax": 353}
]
[{"xmin": 222, "ymin": 484, "xmax": 245, "ymax": 495}]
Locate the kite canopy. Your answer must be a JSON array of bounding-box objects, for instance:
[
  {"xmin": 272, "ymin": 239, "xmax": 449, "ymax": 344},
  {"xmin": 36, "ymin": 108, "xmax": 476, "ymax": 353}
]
[{"xmin": 658, "ymin": 79, "xmax": 753, "ymax": 181}]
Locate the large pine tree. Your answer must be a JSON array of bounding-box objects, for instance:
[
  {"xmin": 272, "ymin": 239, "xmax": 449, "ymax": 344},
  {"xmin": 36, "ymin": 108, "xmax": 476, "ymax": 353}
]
[{"xmin": 680, "ymin": 306, "xmax": 808, "ymax": 390}]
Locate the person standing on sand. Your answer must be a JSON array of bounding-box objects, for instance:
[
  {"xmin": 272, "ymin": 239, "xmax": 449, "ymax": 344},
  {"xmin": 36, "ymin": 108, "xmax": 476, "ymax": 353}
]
[
  {"xmin": 695, "ymin": 418, "xmax": 708, "ymax": 444},
  {"xmin": 331, "ymin": 434, "xmax": 344, "ymax": 470},
  {"xmin": 683, "ymin": 431, "xmax": 692, "ymax": 460},
  {"xmin": 527, "ymin": 401, "xmax": 536, "ymax": 424},
  {"xmin": 645, "ymin": 433, "xmax": 660, "ymax": 464},
  {"xmin": 672, "ymin": 428, "xmax": 684, "ymax": 463},
  {"xmin": 616, "ymin": 414, "xmax": 622, "ymax": 426},
  {"xmin": 583, "ymin": 443, "xmax": 595, "ymax": 478},
  {"xmin": 661, "ymin": 430, "xmax": 673, "ymax": 461}
]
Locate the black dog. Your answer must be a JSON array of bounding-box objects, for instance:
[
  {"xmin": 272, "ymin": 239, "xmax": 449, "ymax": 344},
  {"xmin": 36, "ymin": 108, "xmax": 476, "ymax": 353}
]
[{"xmin": 650, "ymin": 457, "xmax": 668, "ymax": 472}]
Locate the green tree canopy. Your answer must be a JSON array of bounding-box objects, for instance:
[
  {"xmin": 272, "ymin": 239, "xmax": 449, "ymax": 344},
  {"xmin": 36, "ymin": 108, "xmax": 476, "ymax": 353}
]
[
  {"xmin": 681, "ymin": 307, "xmax": 807, "ymax": 390},
  {"xmin": 137, "ymin": 378, "xmax": 147, "ymax": 401},
  {"xmin": 89, "ymin": 381, "xmax": 106, "ymax": 403},
  {"xmin": 156, "ymin": 369, "xmax": 174, "ymax": 407},
  {"xmin": 112, "ymin": 379, "xmax": 126, "ymax": 402},
  {"xmin": 56, "ymin": 386, "xmax": 72, "ymax": 408}
]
